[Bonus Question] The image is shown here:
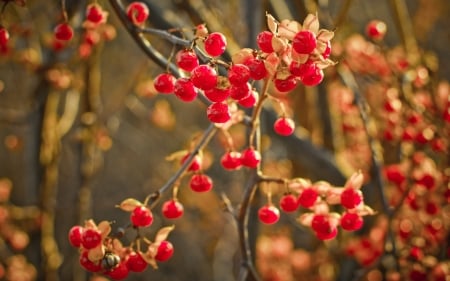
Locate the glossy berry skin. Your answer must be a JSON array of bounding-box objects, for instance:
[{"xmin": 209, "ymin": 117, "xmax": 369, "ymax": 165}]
[
  {"xmin": 54, "ymin": 23, "xmax": 74, "ymax": 41},
  {"xmin": 126, "ymin": 2, "xmax": 149, "ymax": 25},
  {"xmin": 240, "ymin": 147, "xmax": 261, "ymax": 168},
  {"xmin": 228, "ymin": 64, "xmax": 251, "ymax": 86},
  {"xmin": 244, "ymin": 58, "xmax": 267, "ymax": 80},
  {"xmin": 279, "ymin": 194, "xmax": 299, "ymax": 213},
  {"xmin": 68, "ymin": 225, "xmax": 84, "ymax": 247},
  {"xmin": 311, "ymin": 214, "xmax": 337, "ymax": 240},
  {"xmin": 190, "ymin": 174, "xmax": 213, "ymax": 192},
  {"xmin": 107, "ymin": 262, "xmax": 129, "ymax": 280},
  {"xmin": 298, "ymin": 188, "xmax": 318, "ymax": 208},
  {"xmin": 366, "ymin": 20, "xmax": 387, "ymax": 41},
  {"xmin": 274, "ymin": 75, "xmax": 298, "ymax": 92},
  {"xmin": 162, "ymin": 199, "xmax": 184, "ymax": 219},
  {"xmin": 81, "ymin": 228, "xmax": 102, "ymax": 249},
  {"xmin": 207, "ymin": 102, "xmax": 231, "ymax": 123},
  {"xmin": 340, "ymin": 188, "xmax": 362, "ymax": 209},
  {"xmin": 301, "ymin": 67, "xmax": 324, "ymax": 87},
  {"xmin": 273, "ymin": 117, "xmax": 295, "ymax": 136},
  {"xmin": 190, "ymin": 65, "xmax": 217, "ymax": 90},
  {"xmin": 0, "ymin": 28, "xmax": 9, "ymax": 46},
  {"xmin": 258, "ymin": 205, "xmax": 280, "ymax": 224},
  {"xmin": 341, "ymin": 212, "xmax": 363, "ymax": 231},
  {"xmin": 175, "ymin": 49, "xmax": 199, "ymax": 72},
  {"xmin": 204, "ymin": 86, "xmax": 230, "ymax": 102},
  {"xmin": 79, "ymin": 250, "xmax": 102, "ymax": 272},
  {"xmin": 126, "ymin": 251, "xmax": 148, "ymax": 272},
  {"xmin": 256, "ymin": 31, "xmax": 274, "ymax": 53},
  {"xmin": 230, "ymin": 83, "xmax": 252, "ymax": 100},
  {"xmin": 204, "ymin": 32, "xmax": 227, "ymax": 57},
  {"xmin": 174, "ymin": 78, "xmax": 197, "ymax": 102},
  {"xmin": 130, "ymin": 206, "xmax": 153, "ymax": 227},
  {"xmin": 154, "ymin": 73, "xmax": 176, "ymax": 94},
  {"xmin": 155, "ymin": 240, "xmax": 174, "ymax": 262},
  {"xmin": 181, "ymin": 153, "xmax": 202, "ymax": 172},
  {"xmin": 220, "ymin": 151, "xmax": 242, "ymax": 170},
  {"xmin": 237, "ymin": 90, "xmax": 258, "ymax": 108},
  {"xmin": 86, "ymin": 4, "xmax": 105, "ymax": 24},
  {"xmin": 292, "ymin": 30, "xmax": 317, "ymax": 54},
  {"xmin": 289, "ymin": 60, "xmax": 315, "ymax": 78}
]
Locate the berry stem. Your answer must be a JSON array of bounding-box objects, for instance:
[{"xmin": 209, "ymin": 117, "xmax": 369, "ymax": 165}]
[{"xmin": 248, "ymin": 77, "xmax": 271, "ymax": 148}]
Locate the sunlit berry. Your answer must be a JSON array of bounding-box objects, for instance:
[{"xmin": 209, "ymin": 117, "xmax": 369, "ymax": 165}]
[
  {"xmin": 207, "ymin": 102, "xmax": 231, "ymax": 123},
  {"xmin": 154, "ymin": 73, "xmax": 176, "ymax": 94},
  {"xmin": 292, "ymin": 30, "xmax": 317, "ymax": 54},
  {"xmin": 86, "ymin": 4, "xmax": 106, "ymax": 24},
  {"xmin": 155, "ymin": 240, "xmax": 174, "ymax": 262},
  {"xmin": 256, "ymin": 31, "xmax": 274, "ymax": 53},
  {"xmin": 274, "ymin": 75, "xmax": 298, "ymax": 92},
  {"xmin": 81, "ymin": 228, "xmax": 102, "ymax": 249},
  {"xmin": 181, "ymin": 153, "xmax": 202, "ymax": 172},
  {"xmin": 190, "ymin": 64, "xmax": 217, "ymax": 90},
  {"xmin": 273, "ymin": 117, "xmax": 295, "ymax": 136},
  {"xmin": 54, "ymin": 23, "xmax": 74, "ymax": 41},
  {"xmin": 365, "ymin": 20, "xmax": 387, "ymax": 41},
  {"xmin": 289, "ymin": 60, "xmax": 315, "ymax": 78},
  {"xmin": 228, "ymin": 64, "xmax": 251, "ymax": 86},
  {"xmin": 220, "ymin": 151, "xmax": 242, "ymax": 170},
  {"xmin": 301, "ymin": 67, "xmax": 324, "ymax": 87},
  {"xmin": 258, "ymin": 204, "xmax": 280, "ymax": 224},
  {"xmin": 107, "ymin": 261, "xmax": 129, "ymax": 280},
  {"xmin": 240, "ymin": 147, "xmax": 261, "ymax": 168},
  {"xmin": 237, "ymin": 90, "xmax": 258, "ymax": 108},
  {"xmin": 0, "ymin": 28, "xmax": 10, "ymax": 46},
  {"xmin": 126, "ymin": 2, "xmax": 149, "ymax": 25},
  {"xmin": 130, "ymin": 206, "xmax": 153, "ymax": 227},
  {"xmin": 204, "ymin": 32, "xmax": 227, "ymax": 57},
  {"xmin": 189, "ymin": 174, "xmax": 213, "ymax": 192},
  {"xmin": 68, "ymin": 225, "xmax": 84, "ymax": 247},
  {"xmin": 384, "ymin": 165, "xmax": 406, "ymax": 186},
  {"xmin": 279, "ymin": 194, "xmax": 299, "ymax": 213},
  {"xmin": 162, "ymin": 199, "xmax": 184, "ymax": 219},
  {"xmin": 230, "ymin": 83, "xmax": 252, "ymax": 100},
  {"xmin": 204, "ymin": 79, "xmax": 230, "ymax": 102},
  {"xmin": 298, "ymin": 188, "xmax": 318, "ymax": 208},
  {"xmin": 174, "ymin": 78, "xmax": 197, "ymax": 102},
  {"xmin": 244, "ymin": 57, "xmax": 267, "ymax": 80},
  {"xmin": 175, "ymin": 49, "xmax": 199, "ymax": 72},
  {"xmin": 340, "ymin": 188, "xmax": 362, "ymax": 209},
  {"xmin": 79, "ymin": 250, "xmax": 102, "ymax": 272},
  {"xmin": 340, "ymin": 212, "xmax": 363, "ymax": 231},
  {"xmin": 311, "ymin": 214, "xmax": 337, "ymax": 240},
  {"xmin": 126, "ymin": 251, "xmax": 148, "ymax": 272}
]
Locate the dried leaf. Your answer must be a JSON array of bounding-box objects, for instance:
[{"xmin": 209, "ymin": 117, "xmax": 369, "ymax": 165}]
[
  {"xmin": 117, "ymin": 198, "xmax": 142, "ymax": 212},
  {"xmin": 231, "ymin": 48, "xmax": 253, "ymax": 65},
  {"xmin": 315, "ymin": 59, "xmax": 337, "ymax": 69},
  {"xmin": 297, "ymin": 213, "xmax": 314, "ymax": 226},
  {"xmin": 271, "ymin": 36, "xmax": 287, "ymax": 53},
  {"xmin": 98, "ymin": 221, "xmax": 112, "ymax": 239},
  {"xmin": 263, "ymin": 52, "xmax": 280, "ymax": 77},
  {"xmin": 88, "ymin": 245, "xmax": 105, "ymax": 262},
  {"xmin": 165, "ymin": 150, "xmax": 188, "ymax": 162},
  {"xmin": 266, "ymin": 13, "xmax": 278, "ymax": 34},
  {"xmin": 356, "ymin": 205, "xmax": 376, "ymax": 216},
  {"xmin": 290, "ymin": 51, "xmax": 309, "ymax": 64},
  {"xmin": 154, "ymin": 225, "xmax": 175, "ymax": 244},
  {"xmin": 275, "ymin": 68, "xmax": 291, "ymax": 80},
  {"xmin": 345, "ymin": 171, "xmax": 364, "ymax": 190},
  {"xmin": 288, "ymin": 178, "xmax": 311, "ymax": 192},
  {"xmin": 317, "ymin": 29, "xmax": 334, "ymax": 42},
  {"xmin": 313, "ymin": 181, "xmax": 332, "ymax": 195},
  {"xmin": 84, "ymin": 219, "xmax": 97, "ymax": 229},
  {"xmin": 325, "ymin": 187, "xmax": 343, "ymax": 205},
  {"xmin": 141, "ymin": 249, "xmax": 158, "ymax": 269},
  {"xmin": 303, "ymin": 14, "xmax": 319, "ymax": 34}
]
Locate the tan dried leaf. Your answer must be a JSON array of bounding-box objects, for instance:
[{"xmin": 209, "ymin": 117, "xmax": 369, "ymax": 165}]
[
  {"xmin": 345, "ymin": 171, "xmax": 364, "ymax": 190},
  {"xmin": 231, "ymin": 48, "xmax": 253, "ymax": 65},
  {"xmin": 155, "ymin": 225, "xmax": 175, "ymax": 244},
  {"xmin": 298, "ymin": 213, "xmax": 314, "ymax": 226},
  {"xmin": 263, "ymin": 52, "xmax": 280, "ymax": 77},
  {"xmin": 303, "ymin": 14, "xmax": 319, "ymax": 34},
  {"xmin": 141, "ymin": 249, "xmax": 158, "ymax": 269},
  {"xmin": 315, "ymin": 59, "xmax": 337, "ymax": 69},
  {"xmin": 117, "ymin": 198, "xmax": 142, "ymax": 212},
  {"xmin": 317, "ymin": 29, "xmax": 334, "ymax": 42},
  {"xmin": 356, "ymin": 204, "xmax": 376, "ymax": 216},
  {"xmin": 271, "ymin": 36, "xmax": 287, "ymax": 53},
  {"xmin": 266, "ymin": 13, "xmax": 278, "ymax": 34},
  {"xmin": 98, "ymin": 221, "xmax": 112, "ymax": 239},
  {"xmin": 88, "ymin": 245, "xmax": 105, "ymax": 262},
  {"xmin": 84, "ymin": 219, "xmax": 97, "ymax": 229}
]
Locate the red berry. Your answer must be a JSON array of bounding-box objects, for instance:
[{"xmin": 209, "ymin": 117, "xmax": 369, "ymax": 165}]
[
  {"xmin": 79, "ymin": 250, "xmax": 102, "ymax": 272},
  {"xmin": 340, "ymin": 212, "xmax": 363, "ymax": 231},
  {"xmin": 230, "ymin": 83, "xmax": 252, "ymax": 100},
  {"xmin": 256, "ymin": 31, "xmax": 274, "ymax": 53},
  {"xmin": 237, "ymin": 90, "xmax": 258, "ymax": 108},
  {"xmin": 68, "ymin": 225, "xmax": 84, "ymax": 247},
  {"xmin": 384, "ymin": 165, "xmax": 406, "ymax": 186},
  {"xmin": 298, "ymin": 187, "xmax": 318, "ymax": 208},
  {"xmin": 273, "ymin": 117, "xmax": 295, "ymax": 136},
  {"xmin": 86, "ymin": 4, "xmax": 105, "ymax": 24},
  {"xmin": 189, "ymin": 174, "xmax": 213, "ymax": 192},
  {"xmin": 311, "ymin": 214, "xmax": 337, "ymax": 240},
  {"xmin": 289, "ymin": 60, "xmax": 315, "ymax": 78},
  {"xmin": 204, "ymin": 32, "xmax": 227, "ymax": 57},
  {"xmin": 279, "ymin": 194, "xmax": 299, "ymax": 212},
  {"xmin": 130, "ymin": 206, "xmax": 153, "ymax": 227},
  {"xmin": 220, "ymin": 151, "xmax": 242, "ymax": 170},
  {"xmin": 162, "ymin": 199, "xmax": 184, "ymax": 219},
  {"xmin": 292, "ymin": 30, "xmax": 317, "ymax": 54},
  {"xmin": 154, "ymin": 73, "xmax": 176, "ymax": 94},
  {"xmin": 301, "ymin": 67, "xmax": 324, "ymax": 87},
  {"xmin": 258, "ymin": 204, "xmax": 280, "ymax": 224},
  {"xmin": 0, "ymin": 28, "xmax": 10, "ymax": 46},
  {"xmin": 316, "ymin": 226, "xmax": 338, "ymax": 240},
  {"xmin": 107, "ymin": 262, "xmax": 129, "ymax": 280},
  {"xmin": 207, "ymin": 102, "xmax": 231, "ymax": 123},
  {"xmin": 366, "ymin": 20, "xmax": 387, "ymax": 40},
  {"xmin": 181, "ymin": 153, "xmax": 202, "ymax": 172},
  {"xmin": 174, "ymin": 78, "xmax": 197, "ymax": 102},
  {"xmin": 340, "ymin": 188, "xmax": 363, "ymax": 209},
  {"xmin": 54, "ymin": 23, "xmax": 74, "ymax": 41},
  {"xmin": 228, "ymin": 64, "xmax": 251, "ymax": 86},
  {"xmin": 204, "ymin": 86, "xmax": 230, "ymax": 103},
  {"xmin": 175, "ymin": 49, "xmax": 199, "ymax": 72},
  {"xmin": 190, "ymin": 64, "xmax": 217, "ymax": 90},
  {"xmin": 155, "ymin": 240, "xmax": 174, "ymax": 262},
  {"xmin": 126, "ymin": 251, "xmax": 148, "ymax": 272},
  {"xmin": 416, "ymin": 173, "xmax": 435, "ymax": 190},
  {"xmin": 322, "ymin": 41, "xmax": 331, "ymax": 59},
  {"xmin": 240, "ymin": 147, "xmax": 261, "ymax": 168},
  {"xmin": 126, "ymin": 2, "xmax": 149, "ymax": 25},
  {"xmin": 274, "ymin": 75, "xmax": 298, "ymax": 92},
  {"xmin": 81, "ymin": 228, "xmax": 102, "ymax": 249},
  {"xmin": 244, "ymin": 57, "xmax": 267, "ymax": 80}
]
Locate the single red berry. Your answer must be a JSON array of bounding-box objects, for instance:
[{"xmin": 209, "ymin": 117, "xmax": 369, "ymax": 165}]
[
  {"xmin": 162, "ymin": 199, "xmax": 184, "ymax": 219},
  {"xmin": 81, "ymin": 228, "xmax": 102, "ymax": 249},
  {"xmin": 340, "ymin": 212, "xmax": 363, "ymax": 231},
  {"xmin": 301, "ymin": 67, "xmax": 324, "ymax": 87},
  {"xmin": 155, "ymin": 240, "xmax": 174, "ymax": 262},
  {"xmin": 340, "ymin": 188, "xmax": 363, "ymax": 209},
  {"xmin": 384, "ymin": 165, "xmax": 405, "ymax": 186},
  {"xmin": 189, "ymin": 174, "xmax": 213, "ymax": 192},
  {"xmin": 181, "ymin": 153, "xmax": 202, "ymax": 172},
  {"xmin": 107, "ymin": 261, "xmax": 129, "ymax": 280},
  {"xmin": 273, "ymin": 117, "xmax": 295, "ymax": 136},
  {"xmin": 175, "ymin": 49, "xmax": 199, "ymax": 72},
  {"xmin": 258, "ymin": 204, "xmax": 280, "ymax": 224},
  {"xmin": 207, "ymin": 102, "xmax": 231, "ymax": 123},
  {"xmin": 204, "ymin": 77, "xmax": 230, "ymax": 102},
  {"xmin": 279, "ymin": 194, "xmax": 299, "ymax": 213},
  {"xmin": 274, "ymin": 75, "xmax": 298, "ymax": 92},
  {"xmin": 54, "ymin": 23, "xmax": 74, "ymax": 41},
  {"xmin": 298, "ymin": 187, "xmax": 318, "ymax": 208},
  {"xmin": 244, "ymin": 57, "xmax": 267, "ymax": 80},
  {"xmin": 0, "ymin": 28, "xmax": 10, "ymax": 46},
  {"xmin": 190, "ymin": 64, "xmax": 218, "ymax": 90},
  {"xmin": 289, "ymin": 60, "xmax": 315, "ymax": 78},
  {"xmin": 316, "ymin": 226, "xmax": 338, "ymax": 240},
  {"xmin": 126, "ymin": 2, "xmax": 149, "ymax": 25},
  {"xmin": 237, "ymin": 90, "xmax": 258, "ymax": 108},
  {"xmin": 204, "ymin": 32, "xmax": 227, "ymax": 57},
  {"xmin": 228, "ymin": 64, "xmax": 251, "ymax": 86},
  {"xmin": 154, "ymin": 73, "xmax": 176, "ymax": 94},
  {"xmin": 130, "ymin": 206, "xmax": 153, "ymax": 227},
  {"xmin": 240, "ymin": 147, "xmax": 261, "ymax": 168},
  {"xmin": 174, "ymin": 78, "xmax": 197, "ymax": 102},
  {"xmin": 126, "ymin": 251, "xmax": 148, "ymax": 272},
  {"xmin": 68, "ymin": 225, "xmax": 84, "ymax": 247},
  {"xmin": 292, "ymin": 30, "xmax": 317, "ymax": 54},
  {"xmin": 79, "ymin": 250, "xmax": 102, "ymax": 272},
  {"xmin": 311, "ymin": 214, "xmax": 337, "ymax": 240},
  {"xmin": 220, "ymin": 151, "xmax": 242, "ymax": 170},
  {"xmin": 256, "ymin": 31, "xmax": 274, "ymax": 53},
  {"xmin": 86, "ymin": 4, "xmax": 105, "ymax": 24},
  {"xmin": 230, "ymin": 83, "xmax": 252, "ymax": 100},
  {"xmin": 366, "ymin": 20, "xmax": 387, "ymax": 41},
  {"xmin": 322, "ymin": 41, "xmax": 331, "ymax": 59}
]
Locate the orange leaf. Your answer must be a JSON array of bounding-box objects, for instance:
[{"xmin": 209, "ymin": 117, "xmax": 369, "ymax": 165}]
[
  {"xmin": 155, "ymin": 225, "xmax": 175, "ymax": 244},
  {"xmin": 117, "ymin": 198, "xmax": 142, "ymax": 212}
]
